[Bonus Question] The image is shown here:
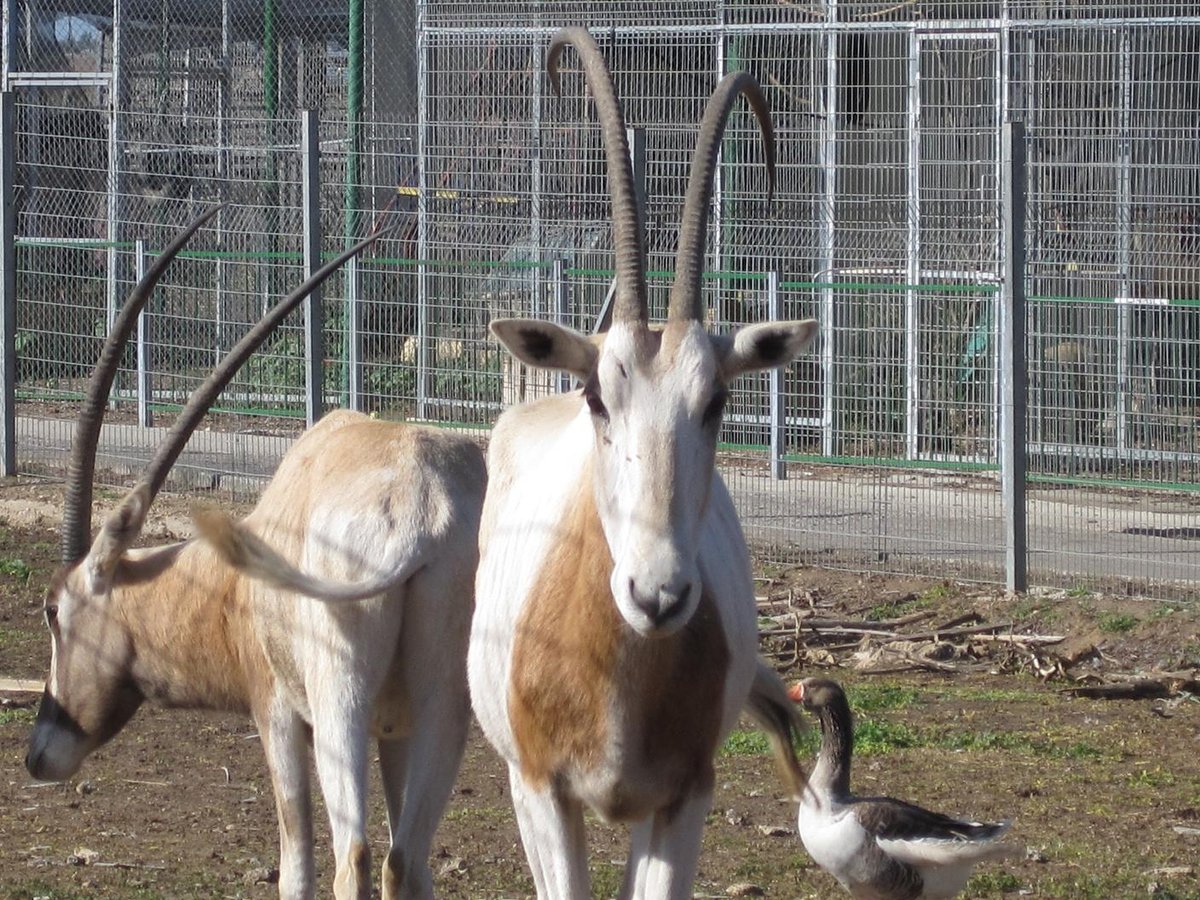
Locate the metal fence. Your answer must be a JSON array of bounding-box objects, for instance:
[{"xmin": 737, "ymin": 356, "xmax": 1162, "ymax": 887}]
[{"xmin": 1, "ymin": 0, "xmax": 1198, "ymax": 599}]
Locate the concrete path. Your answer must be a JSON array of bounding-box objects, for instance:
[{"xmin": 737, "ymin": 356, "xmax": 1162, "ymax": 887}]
[{"xmin": 14, "ymin": 415, "xmax": 1199, "ymax": 595}]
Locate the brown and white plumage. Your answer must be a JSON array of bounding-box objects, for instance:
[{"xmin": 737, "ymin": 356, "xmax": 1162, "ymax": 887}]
[{"xmin": 790, "ymin": 679, "xmax": 1019, "ymax": 900}]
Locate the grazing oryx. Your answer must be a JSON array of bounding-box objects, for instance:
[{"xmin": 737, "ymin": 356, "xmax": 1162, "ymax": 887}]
[
  {"xmin": 25, "ymin": 209, "xmax": 487, "ymax": 900},
  {"xmin": 467, "ymin": 28, "xmax": 816, "ymax": 900}
]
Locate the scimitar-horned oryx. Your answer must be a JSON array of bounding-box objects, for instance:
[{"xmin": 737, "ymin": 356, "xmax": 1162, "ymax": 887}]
[
  {"xmin": 25, "ymin": 209, "xmax": 487, "ymax": 900},
  {"xmin": 468, "ymin": 27, "xmax": 817, "ymax": 900}
]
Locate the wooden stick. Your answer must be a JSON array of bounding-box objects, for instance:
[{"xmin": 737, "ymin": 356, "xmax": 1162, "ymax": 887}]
[{"xmin": 0, "ymin": 677, "xmax": 43, "ymax": 694}]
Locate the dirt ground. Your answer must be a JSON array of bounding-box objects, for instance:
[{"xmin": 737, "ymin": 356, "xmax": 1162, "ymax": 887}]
[{"xmin": 0, "ymin": 477, "xmax": 1198, "ymax": 899}]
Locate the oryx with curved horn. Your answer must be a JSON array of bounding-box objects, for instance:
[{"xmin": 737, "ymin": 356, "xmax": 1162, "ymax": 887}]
[
  {"xmin": 26, "ymin": 209, "xmax": 487, "ymax": 900},
  {"xmin": 468, "ymin": 28, "xmax": 817, "ymax": 899}
]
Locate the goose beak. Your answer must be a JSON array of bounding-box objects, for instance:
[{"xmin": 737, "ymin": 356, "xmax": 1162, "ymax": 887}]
[{"xmin": 787, "ymin": 682, "xmax": 804, "ymax": 703}]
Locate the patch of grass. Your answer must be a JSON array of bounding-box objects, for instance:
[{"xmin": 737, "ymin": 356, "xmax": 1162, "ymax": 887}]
[
  {"xmin": 1009, "ymin": 596, "xmax": 1042, "ymax": 622},
  {"xmin": 721, "ymin": 729, "xmax": 770, "ymax": 757},
  {"xmin": 1058, "ymin": 741, "xmax": 1106, "ymax": 761},
  {"xmin": 1127, "ymin": 767, "xmax": 1176, "ymax": 788},
  {"xmin": 847, "ymin": 683, "xmax": 921, "ymax": 712},
  {"xmin": 932, "ymin": 685, "xmax": 1044, "ymax": 703},
  {"xmin": 867, "ymin": 595, "xmax": 934, "ymax": 621},
  {"xmin": 1066, "ymin": 584, "xmax": 1092, "ymax": 598},
  {"xmin": 0, "ymin": 556, "xmax": 31, "ymax": 583},
  {"xmin": 935, "ymin": 729, "xmax": 1035, "ymax": 754},
  {"xmin": 853, "ymin": 719, "xmax": 921, "ymax": 754},
  {"xmin": 589, "ymin": 860, "xmax": 623, "ymax": 898},
  {"xmin": 1181, "ymin": 641, "xmax": 1200, "ymax": 668},
  {"xmin": 1097, "ymin": 612, "xmax": 1139, "ymax": 634},
  {"xmin": 0, "ymin": 706, "xmax": 37, "ymax": 726},
  {"xmin": 965, "ymin": 870, "xmax": 1022, "ymax": 895},
  {"xmin": 920, "ymin": 582, "xmax": 954, "ymax": 603}
]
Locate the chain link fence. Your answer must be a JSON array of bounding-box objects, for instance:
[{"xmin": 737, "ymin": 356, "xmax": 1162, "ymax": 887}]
[{"xmin": 2, "ymin": 1, "xmax": 1198, "ymax": 597}]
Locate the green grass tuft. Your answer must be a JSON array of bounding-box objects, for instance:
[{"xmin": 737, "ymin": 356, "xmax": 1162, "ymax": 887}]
[
  {"xmin": 0, "ymin": 556, "xmax": 31, "ymax": 583},
  {"xmin": 0, "ymin": 706, "xmax": 37, "ymax": 726},
  {"xmin": 848, "ymin": 683, "xmax": 921, "ymax": 712},
  {"xmin": 1097, "ymin": 612, "xmax": 1138, "ymax": 634},
  {"xmin": 853, "ymin": 719, "xmax": 921, "ymax": 754},
  {"xmin": 721, "ymin": 729, "xmax": 771, "ymax": 756}
]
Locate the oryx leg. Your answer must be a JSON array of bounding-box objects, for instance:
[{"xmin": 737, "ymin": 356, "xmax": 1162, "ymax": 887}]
[
  {"xmin": 378, "ymin": 566, "xmax": 472, "ymax": 900},
  {"xmin": 311, "ymin": 694, "xmax": 372, "ymax": 900},
  {"xmin": 258, "ymin": 699, "xmax": 316, "ymax": 900},
  {"xmin": 621, "ymin": 778, "xmax": 713, "ymax": 900},
  {"xmin": 306, "ymin": 606, "xmax": 388, "ymax": 900},
  {"xmin": 508, "ymin": 767, "xmax": 590, "ymax": 900}
]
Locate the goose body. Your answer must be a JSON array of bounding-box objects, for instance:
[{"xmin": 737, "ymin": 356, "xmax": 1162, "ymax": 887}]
[{"xmin": 791, "ymin": 679, "xmax": 1018, "ymax": 900}]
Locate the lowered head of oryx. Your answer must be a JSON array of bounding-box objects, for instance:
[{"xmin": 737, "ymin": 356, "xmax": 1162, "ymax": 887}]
[{"xmin": 490, "ymin": 34, "xmax": 818, "ymax": 640}]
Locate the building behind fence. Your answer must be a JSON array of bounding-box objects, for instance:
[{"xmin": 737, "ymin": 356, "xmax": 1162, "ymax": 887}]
[{"xmin": 1, "ymin": 0, "xmax": 1197, "ymax": 597}]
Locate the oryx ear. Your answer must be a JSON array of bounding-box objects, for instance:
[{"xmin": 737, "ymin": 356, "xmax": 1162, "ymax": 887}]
[
  {"xmin": 86, "ymin": 484, "xmax": 150, "ymax": 594},
  {"xmin": 717, "ymin": 319, "xmax": 819, "ymax": 380},
  {"xmin": 490, "ymin": 319, "xmax": 599, "ymax": 381}
]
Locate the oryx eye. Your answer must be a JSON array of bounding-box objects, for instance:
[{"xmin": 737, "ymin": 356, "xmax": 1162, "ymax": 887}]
[
  {"xmin": 583, "ymin": 385, "xmax": 609, "ymax": 422},
  {"xmin": 44, "ymin": 605, "xmax": 59, "ymax": 629},
  {"xmin": 702, "ymin": 389, "xmax": 728, "ymax": 426}
]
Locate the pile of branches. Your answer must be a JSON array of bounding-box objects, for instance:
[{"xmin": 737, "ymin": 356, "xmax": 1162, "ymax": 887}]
[{"xmin": 756, "ymin": 586, "xmax": 1198, "ymax": 705}]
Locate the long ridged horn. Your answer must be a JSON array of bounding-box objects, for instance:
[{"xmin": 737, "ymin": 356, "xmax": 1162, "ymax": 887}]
[
  {"xmin": 61, "ymin": 206, "xmax": 222, "ymax": 564},
  {"xmin": 547, "ymin": 27, "xmax": 647, "ymax": 325},
  {"xmin": 129, "ymin": 227, "xmax": 392, "ymax": 523},
  {"xmin": 669, "ymin": 72, "xmax": 775, "ymax": 322}
]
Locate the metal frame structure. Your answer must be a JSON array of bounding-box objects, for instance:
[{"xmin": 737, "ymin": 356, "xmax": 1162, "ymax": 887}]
[{"xmin": 1, "ymin": 0, "xmax": 1199, "ymax": 597}]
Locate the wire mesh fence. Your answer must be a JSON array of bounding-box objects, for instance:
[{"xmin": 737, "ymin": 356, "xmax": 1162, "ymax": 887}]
[{"xmin": 2, "ymin": 1, "xmax": 1199, "ymax": 598}]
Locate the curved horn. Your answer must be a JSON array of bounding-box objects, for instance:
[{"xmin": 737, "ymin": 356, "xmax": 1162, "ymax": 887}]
[
  {"xmin": 61, "ymin": 206, "xmax": 222, "ymax": 564},
  {"xmin": 547, "ymin": 27, "xmax": 647, "ymax": 325},
  {"xmin": 669, "ymin": 72, "xmax": 775, "ymax": 322},
  {"xmin": 123, "ymin": 227, "xmax": 391, "ymax": 535}
]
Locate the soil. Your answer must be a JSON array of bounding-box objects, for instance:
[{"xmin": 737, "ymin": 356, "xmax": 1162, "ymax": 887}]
[{"xmin": 0, "ymin": 478, "xmax": 1198, "ymax": 899}]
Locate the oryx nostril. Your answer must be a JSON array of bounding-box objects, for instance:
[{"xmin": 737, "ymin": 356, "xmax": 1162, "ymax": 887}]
[
  {"xmin": 630, "ymin": 581, "xmax": 694, "ymax": 629},
  {"xmin": 676, "ymin": 583, "xmax": 693, "ymax": 609}
]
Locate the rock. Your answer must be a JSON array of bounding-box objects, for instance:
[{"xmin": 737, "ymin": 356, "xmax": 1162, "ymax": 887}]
[
  {"xmin": 242, "ymin": 866, "xmax": 278, "ymax": 885},
  {"xmin": 756, "ymin": 824, "xmax": 794, "ymax": 837},
  {"xmin": 727, "ymin": 883, "xmax": 765, "ymax": 897},
  {"xmin": 68, "ymin": 847, "xmax": 100, "ymax": 866}
]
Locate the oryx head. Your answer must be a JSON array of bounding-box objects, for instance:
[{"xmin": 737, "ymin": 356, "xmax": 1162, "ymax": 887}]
[
  {"xmin": 26, "ymin": 211, "xmax": 381, "ymax": 780},
  {"xmin": 490, "ymin": 29, "xmax": 818, "ymax": 639}
]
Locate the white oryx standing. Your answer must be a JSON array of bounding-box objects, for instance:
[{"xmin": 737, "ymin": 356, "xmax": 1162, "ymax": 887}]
[
  {"xmin": 468, "ymin": 28, "xmax": 817, "ymax": 900},
  {"xmin": 25, "ymin": 210, "xmax": 486, "ymax": 900}
]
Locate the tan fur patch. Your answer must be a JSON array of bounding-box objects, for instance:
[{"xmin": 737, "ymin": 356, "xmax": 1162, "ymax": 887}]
[
  {"xmin": 509, "ymin": 477, "xmax": 618, "ymax": 787},
  {"xmin": 509, "ymin": 474, "xmax": 730, "ymax": 805}
]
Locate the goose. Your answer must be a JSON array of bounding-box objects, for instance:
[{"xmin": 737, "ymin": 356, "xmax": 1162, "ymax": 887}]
[{"xmin": 789, "ymin": 678, "xmax": 1019, "ymax": 900}]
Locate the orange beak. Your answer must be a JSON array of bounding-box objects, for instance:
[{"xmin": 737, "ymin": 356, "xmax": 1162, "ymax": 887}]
[{"xmin": 787, "ymin": 682, "xmax": 804, "ymax": 703}]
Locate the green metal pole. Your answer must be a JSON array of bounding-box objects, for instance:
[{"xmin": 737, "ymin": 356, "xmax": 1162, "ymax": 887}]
[
  {"xmin": 344, "ymin": 0, "xmax": 364, "ymax": 407},
  {"xmin": 346, "ymin": 0, "xmax": 363, "ymax": 244},
  {"xmin": 263, "ymin": 0, "xmax": 280, "ymax": 311}
]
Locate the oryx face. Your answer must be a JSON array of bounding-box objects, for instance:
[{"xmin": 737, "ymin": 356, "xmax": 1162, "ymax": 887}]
[
  {"xmin": 26, "ymin": 561, "xmax": 143, "ymax": 781},
  {"xmin": 585, "ymin": 320, "xmax": 722, "ymax": 635}
]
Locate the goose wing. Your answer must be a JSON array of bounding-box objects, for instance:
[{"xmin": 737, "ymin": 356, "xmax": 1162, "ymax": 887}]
[{"xmin": 853, "ymin": 798, "xmax": 1016, "ymax": 866}]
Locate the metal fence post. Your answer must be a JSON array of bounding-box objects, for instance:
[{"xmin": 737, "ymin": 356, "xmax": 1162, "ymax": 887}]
[
  {"xmin": 1001, "ymin": 120, "xmax": 1029, "ymax": 593},
  {"xmin": 768, "ymin": 270, "xmax": 786, "ymax": 480},
  {"xmin": 134, "ymin": 240, "xmax": 152, "ymax": 427},
  {"xmin": 0, "ymin": 90, "xmax": 14, "ymax": 475},
  {"xmin": 415, "ymin": 12, "xmax": 430, "ymax": 420},
  {"xmin": 301, "ymin": 108, "xmax": 323, "ymax": 426},
  {"xmin": 553, "ymin": 258, "xmax": 571, "ymax": 394}
]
